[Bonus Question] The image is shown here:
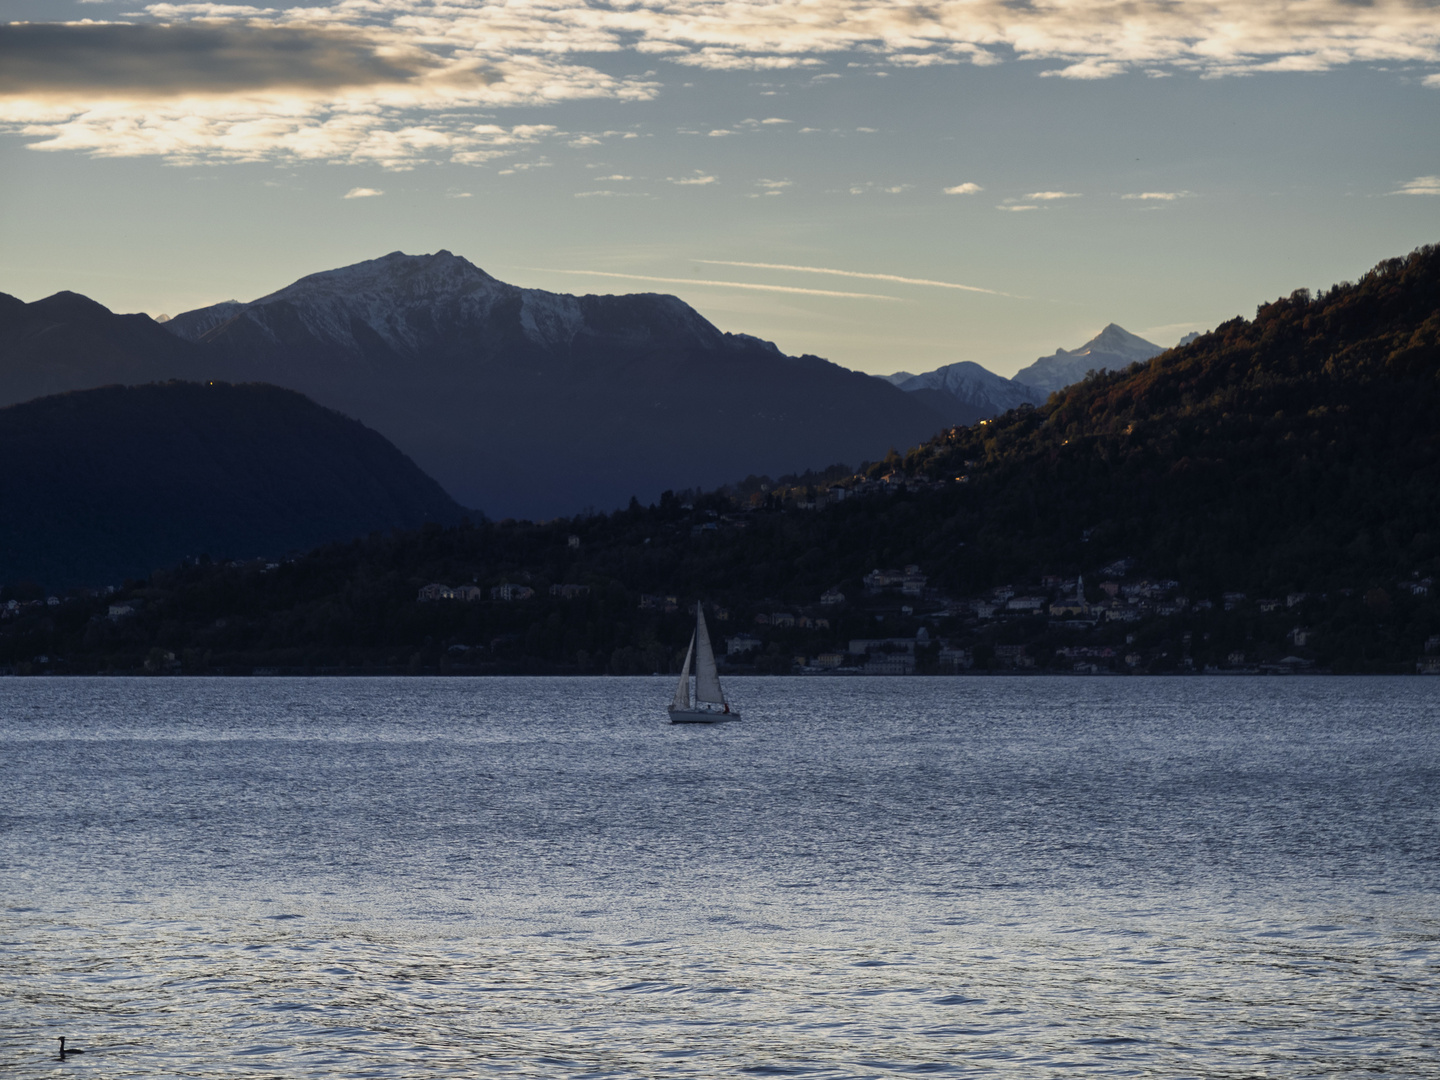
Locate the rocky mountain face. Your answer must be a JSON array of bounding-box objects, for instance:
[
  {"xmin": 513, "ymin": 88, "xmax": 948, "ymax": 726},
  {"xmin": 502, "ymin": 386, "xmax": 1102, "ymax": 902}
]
[
  {"xmin": 1012, "ymin": 323, "xmax": 1166, "ymax": 394},
  {"xmin": 157, "ymin": 251, "xmax": 949, "ymax": 518},
  {"xmin": 0, "ymin": 381, "xmax": 464, "ymax": 588}
]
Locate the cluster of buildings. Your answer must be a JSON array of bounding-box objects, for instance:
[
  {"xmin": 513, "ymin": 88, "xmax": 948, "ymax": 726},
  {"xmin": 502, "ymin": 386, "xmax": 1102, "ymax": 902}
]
[
  {"xmin": 767, "ymin": 473, "xmax": 961, "ymax": 511},
  {"xmin": 2, "ymin": 597, "xmax": 63, "ymax": 618},
  {"xmin": 417, "ymin": 582, "xmax": 590, "ymax": 603}
]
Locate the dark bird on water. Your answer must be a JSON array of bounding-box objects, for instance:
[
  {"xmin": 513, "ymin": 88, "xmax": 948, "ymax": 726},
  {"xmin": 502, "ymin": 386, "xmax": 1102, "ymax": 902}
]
[{"xmin": 58, "ymin": 1037, "xmax": 84, "ymax": 1057}]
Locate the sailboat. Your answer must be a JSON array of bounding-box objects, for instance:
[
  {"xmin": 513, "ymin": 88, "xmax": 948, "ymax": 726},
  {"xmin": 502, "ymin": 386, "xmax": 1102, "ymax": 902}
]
[{"xmin": 668, "ymin": 603, "xmax": 740, "ymax": 723}]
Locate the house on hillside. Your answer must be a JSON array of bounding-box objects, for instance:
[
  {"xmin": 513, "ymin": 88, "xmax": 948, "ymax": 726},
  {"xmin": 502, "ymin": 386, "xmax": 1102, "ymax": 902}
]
[
  {"xmin": 417, "ymin": 583, "xmax": 454, "ymax": 602},
  {"xmin": 864, "ymin": 653, "xmax": 915, "ymax": 675},
  {"xmin": 901, "ymin": 569, "xmax": 928, "ymax": 597},
  {"xmin": 863, "ymin": 568, "xmax": 903, "ymax": 592},
  {"xmin": 491, "ymin": 584, "xmax": 534, "ymax": 601},
  {"xmin": 1049, "ymin": 576, "xmax": 1090, "ymax": 618},
  {"xmin": 727, "ymin": 634, "xmax": 762, "ymax": 655},
  {"xmin": 994, "ymin": 644, "xmax": 1034, "ymax": 669},
  {"xmin": 938, "ymin": 647, "xmax": 972, "ymax": 673}
]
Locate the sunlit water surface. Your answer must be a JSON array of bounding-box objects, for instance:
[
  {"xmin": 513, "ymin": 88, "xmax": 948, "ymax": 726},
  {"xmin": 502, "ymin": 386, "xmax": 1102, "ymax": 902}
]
[{"xmin": 2, "ymin": 676, "xmax": 1437, "ymax": 1077}]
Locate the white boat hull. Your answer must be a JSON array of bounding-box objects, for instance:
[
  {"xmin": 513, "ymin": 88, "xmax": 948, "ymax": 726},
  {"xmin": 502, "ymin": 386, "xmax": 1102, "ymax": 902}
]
[{"xmin": 668, "ymin": 708, "xmax": 741, "ymax": 724}]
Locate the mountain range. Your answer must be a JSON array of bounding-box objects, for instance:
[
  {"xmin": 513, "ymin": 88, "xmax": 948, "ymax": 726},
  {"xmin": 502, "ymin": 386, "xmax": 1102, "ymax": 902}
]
[
  {"xmin": 167, "ymin": 251, "xmax": 957, "ymax": 518},
  {"xmin": 883, "ymin": 324, "xmax": 1171, "ymax": 426},
  {"xmin": 0, "ymin": 251, "xmax": 1184, "ymax": 524},
  {"xmin": 0, "ymin": 252, "xmax": 955, "ymax": 520}
]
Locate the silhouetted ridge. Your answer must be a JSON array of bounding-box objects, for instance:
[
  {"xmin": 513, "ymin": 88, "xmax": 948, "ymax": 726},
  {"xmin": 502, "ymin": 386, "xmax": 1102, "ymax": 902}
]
[{"xmin": 0, "ymin": 381, "xmax": 465, "ymax": 588}]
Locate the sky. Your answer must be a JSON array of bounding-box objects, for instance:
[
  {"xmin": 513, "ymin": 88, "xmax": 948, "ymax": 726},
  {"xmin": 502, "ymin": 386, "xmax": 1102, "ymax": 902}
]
[{"xmin": 2, "ymin": 0, "xmax": 1438, "ymax": 378}]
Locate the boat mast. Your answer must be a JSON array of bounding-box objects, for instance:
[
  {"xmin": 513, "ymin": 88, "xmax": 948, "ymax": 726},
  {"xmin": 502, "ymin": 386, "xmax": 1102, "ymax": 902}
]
[
  {"xmin": 671, "ymin": 632, "xmax": 695, "ymax": 711},
  {"xmin": 693, "ymin": 604, "xmax": 725, "ymax": 706}
]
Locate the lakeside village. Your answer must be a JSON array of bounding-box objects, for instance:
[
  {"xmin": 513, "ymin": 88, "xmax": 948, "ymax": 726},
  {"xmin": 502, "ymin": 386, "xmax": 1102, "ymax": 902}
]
[
  {"xmin": 3, "ymin": 473, "xmax": 1437, "ymax": 676},
  {"xmin": 414, "ymin": 556, "xmax": 1440, "ymax": 676}
]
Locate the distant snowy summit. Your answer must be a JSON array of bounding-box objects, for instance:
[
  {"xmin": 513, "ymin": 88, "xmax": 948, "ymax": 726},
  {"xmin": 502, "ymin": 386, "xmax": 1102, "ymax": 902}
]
[
  {"xmin": 1013, "ymin": 323, "xmax": 1169, "ymax": 394},
  {"xmin": 887, "ymin": 361, "xmax": 1047, "ymax": 428},
  {"xmin": 886, "ymin": 323, "xmax": 1173, "ymax": 427}
]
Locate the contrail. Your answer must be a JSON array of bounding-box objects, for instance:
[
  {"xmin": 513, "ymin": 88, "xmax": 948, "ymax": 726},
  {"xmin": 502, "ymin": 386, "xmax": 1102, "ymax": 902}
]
[
  {"xmin": 530, "ymin": 268, "xmax": 905, "ymax": 301},
  {"xmin": 695, "ymin": 259, "xmax": 1018, "ymax": 297}
]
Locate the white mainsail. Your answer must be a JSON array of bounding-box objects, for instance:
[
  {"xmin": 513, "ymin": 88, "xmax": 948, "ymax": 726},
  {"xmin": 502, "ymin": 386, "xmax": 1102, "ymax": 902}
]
[
  {"xmin": 694, "ymin": 605, "xmax": 725, "ymax": 704},
  {"xmin": 671, "ymin": 633, "xmax": 694, "ymax": 711}
]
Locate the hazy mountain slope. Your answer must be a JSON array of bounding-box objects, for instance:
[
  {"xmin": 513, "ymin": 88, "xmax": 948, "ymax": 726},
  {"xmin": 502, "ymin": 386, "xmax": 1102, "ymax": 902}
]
[
  {"xmin": 163, "ymin": 300, "xmax": 245, "ymax": 341},
  {"xmin": 167, "ymin": 251, "xmax": 949, "ymax": 518},
  {"xmin": 0, "ymin": 290, "xmax": 203, "ymax": 406},
  {"xmin": 1012, "ymin": 323, "xmax": 1165, "ymax": 394},
  {"xmin": 0, "ymin": 381, "xmax": 465, "ymax": 588}
]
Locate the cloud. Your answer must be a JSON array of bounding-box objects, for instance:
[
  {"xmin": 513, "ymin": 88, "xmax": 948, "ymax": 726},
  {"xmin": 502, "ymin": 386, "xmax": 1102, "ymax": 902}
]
[
  {"xmin": 695, "ymin": 259, "xmax": 1015, "ymax": 297},
  {"xmin": 847, "ymin": 181, "xmax": 910, "ymax": 195},
  {"xmin": 669, "ymin": 172, "xmax": 718, "ymax": 185},
  {"xmin": 342, "ymin": 186, "xmax": 382, "ymax": 198},
  {"xmin": 1121, "ymin": 191, "xmax": 1192, "ymax": 200},
  {"xmin": 749, "ymin": 178, "xmax": 792, "ymax": 197},
  {"xmin": 1025, "ymin": 191, "xmax": 1081, "ymax": 200},
  {"xmin": 944, "ymin": 182, "xmax": 982, "ymax": 195},
  {"xmin": 1042, "ymin": 59, "xmax": 1129, "ymax": 80},
  {"xmin": 998, "ymin": 204, "xmax": 1038, "ymax": 212},
  {"xmin": 6, "ymin": 1, "xmax": 1440, "ymax": 164},
  {"xmin": 1393, "ymin": 175, "xmax": 1440, "ymax": 195},
  {"xmin": 0, "ymin": 22, "xmax": 426, "ymax": 96},
  {"xmin": 535, "ymin": 268, "xmax": 905, "ymax": 300}
]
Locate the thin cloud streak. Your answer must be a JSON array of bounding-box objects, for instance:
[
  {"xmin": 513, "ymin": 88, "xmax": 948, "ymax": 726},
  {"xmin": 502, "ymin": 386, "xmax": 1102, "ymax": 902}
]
[
  {"xmin": 696, "ymin": 259, "xmax": 1018, "ymax": 297},
  {"xmin": 531, "ymin": 268, "xmax": 905, "ymax": 300}
]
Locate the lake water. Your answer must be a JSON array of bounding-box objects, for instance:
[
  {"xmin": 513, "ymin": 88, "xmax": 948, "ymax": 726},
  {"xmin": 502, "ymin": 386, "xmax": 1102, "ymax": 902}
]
[{"xmin": 2, "ymin": 676, "xmax": 1437, "ymax": 1077}]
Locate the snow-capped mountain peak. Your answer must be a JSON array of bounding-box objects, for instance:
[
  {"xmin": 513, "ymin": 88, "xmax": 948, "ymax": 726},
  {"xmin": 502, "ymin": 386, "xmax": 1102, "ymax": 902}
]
[
  {"xmin": 1012, "ymin": 324, "xmax": 1165, "ymax": 394},
  {"xmin": 886, "ymin": 323, "xmax": 1173, "ymax": 426},
  {"xmin": 165, "ymin": 251, "xmax": 733, "ymax": 359},
  {"xmin": 252, "ymin": 250, "xmax": 499, "ymax": 307},
  {"xmin": 1067, "ymin": 323, "xmax": 1165, "ymax": 363}
]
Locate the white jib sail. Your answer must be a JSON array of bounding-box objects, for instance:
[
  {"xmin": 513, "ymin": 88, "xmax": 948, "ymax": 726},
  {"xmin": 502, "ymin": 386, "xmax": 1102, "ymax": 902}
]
[
  {"xmin": 694, "ymin": 606, "xmax": 725, "ymax": 705},
  {"xmin": 671, "ymin": 633, "xmax": 695, "ymax": 711}
]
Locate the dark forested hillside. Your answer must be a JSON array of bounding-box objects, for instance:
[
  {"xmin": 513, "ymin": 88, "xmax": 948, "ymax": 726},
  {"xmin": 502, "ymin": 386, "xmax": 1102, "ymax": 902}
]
[
  {"xmin": 900, "ymin": 243, "xmax": 1440, "ymax": 597},
  {"xmin": 0, "ymin": 381, "xmax": 464, "ymax": 587}
]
